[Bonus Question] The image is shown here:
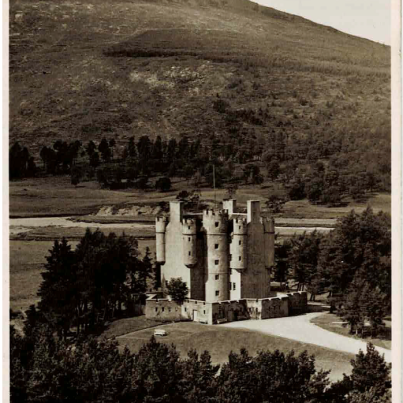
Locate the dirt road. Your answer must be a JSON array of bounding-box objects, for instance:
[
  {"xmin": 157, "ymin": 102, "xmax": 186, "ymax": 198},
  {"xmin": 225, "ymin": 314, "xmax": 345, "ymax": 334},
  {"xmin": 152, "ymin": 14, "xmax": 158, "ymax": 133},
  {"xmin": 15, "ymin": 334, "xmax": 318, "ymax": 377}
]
[{"xmin": 221, "ymin": 312, "xmax": 391, "ymax": 363}]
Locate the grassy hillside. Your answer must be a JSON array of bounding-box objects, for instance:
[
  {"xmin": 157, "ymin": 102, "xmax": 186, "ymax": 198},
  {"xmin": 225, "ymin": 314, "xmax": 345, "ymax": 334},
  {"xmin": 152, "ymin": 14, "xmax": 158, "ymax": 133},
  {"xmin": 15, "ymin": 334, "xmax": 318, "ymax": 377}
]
[{"xmin": 10, "ymin": 0, "xmax": 390, "ymax": 162}]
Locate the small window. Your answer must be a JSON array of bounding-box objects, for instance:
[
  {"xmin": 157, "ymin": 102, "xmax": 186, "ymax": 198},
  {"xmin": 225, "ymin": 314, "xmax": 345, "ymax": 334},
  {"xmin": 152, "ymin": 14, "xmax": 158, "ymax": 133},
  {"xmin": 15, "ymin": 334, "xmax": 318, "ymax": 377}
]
[
  {"xmin": 239, "ymin": 226, "xmax": 241, "ymax": 230},
  {"xmin": 188, "ymin": 226, "xmax": 190, "ymax": 230},
  {"xmin": 239, "ymin": 240, "xmax": 242, "ymax": 245},
  {"xmin": 203, "ymin": 310, "xmax": 206, "ymax": 314},
  {"xmin": 233, "ymin": 283, "xmax": 236, "ymax": 290},
  {"xmin": 215, "ymin": 243, "xmax": 219, "ymax": 249},
  {"xmin": 215, "ymin": 274, "xmax": 219, "ymax": 280},
  {"xmin": 188, "ymin": 237, "xmax": 190, "ymax": 242},
  {"xmin": 189, "ymin": 251, "xmax": 191, "ymax": 256},
  {"xmin": 215, "ymin": 290, "xmax": 220, "ymax": 296},
  {"xmin": 215, "ymin": 260, "xmax": 219, "ymax": 265},
  {"xmin": 185, "ymin": 307, "xmax": 187, "ymax": 312},
  {"xmin": 168, "ymin": 307, "xmax": 171, "ymax": 312},
  {"xmin": 239, "ymin": 256, "xmax": 242, "ymax": 261},
  {"xmin": 155, "ymin": 307, "xmax": 158, "ymax": 312},
  {"xmin": 162, "ymin": 307, "xmax": 165, "ymax": 312},
  {"xmin": 215, "ymin": 222, "xmax": 219, "ymax": 227}
]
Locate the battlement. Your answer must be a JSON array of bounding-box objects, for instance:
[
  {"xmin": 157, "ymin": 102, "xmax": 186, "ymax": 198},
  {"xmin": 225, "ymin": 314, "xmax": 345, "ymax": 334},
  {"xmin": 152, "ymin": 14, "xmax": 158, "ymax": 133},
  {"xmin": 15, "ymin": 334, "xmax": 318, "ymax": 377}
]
[
  {"xmin": 182, "ymin": 218, "xmax": 197, "ymax": 235},
  {"xmin": 261, "ymin": 217, "xmax": 275, "ymax": 233},
  {"xmin": 156, "ymin": 216, "xmax": 168, "ymax": 233},
  {"xmin": 203, "ymin": 209, "xmax": 229, "ymax": 234},
  {"xmin": 233, "ymin": 217, "xmax": 248, "ymax": 235}
]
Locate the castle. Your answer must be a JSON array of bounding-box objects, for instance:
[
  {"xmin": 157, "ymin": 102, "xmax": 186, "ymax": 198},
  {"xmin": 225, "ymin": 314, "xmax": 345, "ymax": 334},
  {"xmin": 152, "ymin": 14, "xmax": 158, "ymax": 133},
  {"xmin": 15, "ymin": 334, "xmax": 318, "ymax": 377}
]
[{"xmin": 146, "ymin": 199, "xmax": 307, "ymax": 324}]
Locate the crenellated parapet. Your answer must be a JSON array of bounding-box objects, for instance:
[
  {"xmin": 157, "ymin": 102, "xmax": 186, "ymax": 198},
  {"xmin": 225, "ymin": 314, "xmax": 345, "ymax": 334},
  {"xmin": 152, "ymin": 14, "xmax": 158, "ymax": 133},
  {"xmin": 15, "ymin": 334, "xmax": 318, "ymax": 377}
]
[
  {"xmin": 233, "ymin": 217, "xmax": 248, "ymax": 235},
  {"xmin": 182, "ymin": 218, "xmax": 197, "ymax": 235},
  {"xmin": 261, "ymin": 217, "xmax": 275, "ymax": 234},
  {"xmin": 203, "ymin": 209, "xmax": 229, "ymax": 235}
]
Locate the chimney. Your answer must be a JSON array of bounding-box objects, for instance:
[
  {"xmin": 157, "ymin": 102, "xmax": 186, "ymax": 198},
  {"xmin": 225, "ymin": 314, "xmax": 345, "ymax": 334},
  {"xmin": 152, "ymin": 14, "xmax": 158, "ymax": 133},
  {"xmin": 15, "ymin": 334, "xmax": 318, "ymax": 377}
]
[
  {"xmin": 247, "ymin": 200, "xmax": 261, "ymax": 223},
  {"xmin": 223, "ymin": 199, "xmax": 237, "ymax": 215}
]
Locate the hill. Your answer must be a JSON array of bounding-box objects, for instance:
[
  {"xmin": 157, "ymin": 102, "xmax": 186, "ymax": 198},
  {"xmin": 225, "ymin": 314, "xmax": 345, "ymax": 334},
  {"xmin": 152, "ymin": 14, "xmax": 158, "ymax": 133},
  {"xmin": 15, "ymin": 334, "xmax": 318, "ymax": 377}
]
[{"xmin": 10, "ymin": 0, "xmax": 390, "ymax": 186}]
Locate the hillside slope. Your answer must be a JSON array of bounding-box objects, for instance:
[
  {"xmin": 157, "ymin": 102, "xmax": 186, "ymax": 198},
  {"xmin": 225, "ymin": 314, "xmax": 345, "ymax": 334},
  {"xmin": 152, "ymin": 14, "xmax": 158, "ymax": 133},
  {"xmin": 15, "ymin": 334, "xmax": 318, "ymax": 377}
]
[{"xmin": 10, "ymin": 0, "xmax": 390, "ymax": 172}]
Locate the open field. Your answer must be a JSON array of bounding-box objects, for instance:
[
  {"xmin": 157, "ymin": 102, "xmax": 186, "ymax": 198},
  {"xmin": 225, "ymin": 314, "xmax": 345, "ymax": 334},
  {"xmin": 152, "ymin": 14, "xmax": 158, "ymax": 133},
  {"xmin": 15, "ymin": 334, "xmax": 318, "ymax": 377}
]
[
  {"xmin": 116, "ymin": 321, "xmax": 355, "ymax": 382},
  {"xmin": 10, "ymin": 176, "xmax": 391, "ymax": 219},
  {"xmin": 311, "ymin": 312, "xmax": 391, "ymax": 350}
]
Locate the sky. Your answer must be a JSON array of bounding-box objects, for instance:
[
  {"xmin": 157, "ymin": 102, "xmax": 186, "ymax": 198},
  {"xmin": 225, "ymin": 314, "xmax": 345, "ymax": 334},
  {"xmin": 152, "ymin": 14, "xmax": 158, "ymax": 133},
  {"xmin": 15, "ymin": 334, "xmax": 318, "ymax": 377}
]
[{"xmin": 253, "ymin": 0, "xmax": 391, "ymax": 45}]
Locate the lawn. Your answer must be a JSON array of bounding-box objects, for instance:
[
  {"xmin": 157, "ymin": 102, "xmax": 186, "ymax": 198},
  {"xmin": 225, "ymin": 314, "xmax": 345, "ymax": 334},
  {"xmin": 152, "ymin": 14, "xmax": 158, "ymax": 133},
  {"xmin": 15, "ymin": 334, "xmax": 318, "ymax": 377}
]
[
  {"xmin": 116, "ymin": 320, "xmax": 355, "ymax": 382},
  {"xmin": 311, "ymin": 312, "xmax": 391, "ymax": 350}
]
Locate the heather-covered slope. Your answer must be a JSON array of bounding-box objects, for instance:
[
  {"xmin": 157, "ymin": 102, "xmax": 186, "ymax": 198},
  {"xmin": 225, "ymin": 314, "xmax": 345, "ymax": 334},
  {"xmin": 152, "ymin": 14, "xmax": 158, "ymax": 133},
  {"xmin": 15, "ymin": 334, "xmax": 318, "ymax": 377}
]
[{"xmin": 10, "ymin": 0, "xmax": 390, "ymax": 173}]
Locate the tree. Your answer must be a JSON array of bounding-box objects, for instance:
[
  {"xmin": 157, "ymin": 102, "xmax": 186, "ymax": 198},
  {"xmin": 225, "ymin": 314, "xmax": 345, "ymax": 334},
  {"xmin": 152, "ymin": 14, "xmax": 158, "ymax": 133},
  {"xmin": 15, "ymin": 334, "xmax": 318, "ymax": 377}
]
[
  {"xmin": 339, "ymin": 344, "xmax": 391, "ymax": 399},
  {"xmin": 267, "ymin": 159, "xmax": 281, "ymax": 181},
  {"xmin": 70, "ymin": 166, "xmax": 82, "ymax": 187},
  {"xmin": 166, "ymin": 278, "xmax": 189, "ymax": 303},
  {"xmin": 37, "ymin": 238, "xmax": 77, "ymax": 339},
  {"xmin": 265, "ymin": 194, "xmax": 286, "ymax": 214},
  {"xmin": 98, "ymin": 138, "xmax": 112, "ymax": 162},
  {"xmin": 155, "ymin": 177, "xmax": 172, "ymax": 192},
  {"xmin": 287, "ymin": 177, "xmax": 306, "ymax": 200}
]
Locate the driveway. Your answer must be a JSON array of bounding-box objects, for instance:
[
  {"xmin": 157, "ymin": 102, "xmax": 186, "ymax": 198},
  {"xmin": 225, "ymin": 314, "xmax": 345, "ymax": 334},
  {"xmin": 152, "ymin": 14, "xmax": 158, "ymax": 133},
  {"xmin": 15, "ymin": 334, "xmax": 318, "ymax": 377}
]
[{"xmin": 221, "ymin": 312, "xmax": 391, "ymax": 363}]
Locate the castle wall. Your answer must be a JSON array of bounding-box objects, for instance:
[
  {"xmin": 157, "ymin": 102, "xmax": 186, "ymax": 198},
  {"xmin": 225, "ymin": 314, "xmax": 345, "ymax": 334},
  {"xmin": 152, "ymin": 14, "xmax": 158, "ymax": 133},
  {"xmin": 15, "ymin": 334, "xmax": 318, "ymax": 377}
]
[
  {"xmin": 145, "ymin": 299, "xmax": 183, "ymax": 322},
  {"xmin": 287, "ymin": 292, "xmax": 308, "ymax": 315}
]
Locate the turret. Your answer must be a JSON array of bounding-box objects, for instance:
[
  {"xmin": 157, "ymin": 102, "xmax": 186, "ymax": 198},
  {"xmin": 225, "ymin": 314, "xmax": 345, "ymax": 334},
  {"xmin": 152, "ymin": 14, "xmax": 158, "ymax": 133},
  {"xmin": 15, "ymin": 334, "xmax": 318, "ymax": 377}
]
[
  {"xmin": 230, "ymin": 217, "xmax": 247, "ymax": 270},
  {"xmin": 262, "ymin": 217, "xmax": 275, "ymax": 269},
  {"xmin": 203, "ymin": 209, "xmax": 229, "ymax": 302},
  {"xmin": 155, "ymin": 216, "xmax": 168, "ymax": 264},
  {"xmin": 182, "ymin": 218, "xmax": 198, "ymax": 268}
]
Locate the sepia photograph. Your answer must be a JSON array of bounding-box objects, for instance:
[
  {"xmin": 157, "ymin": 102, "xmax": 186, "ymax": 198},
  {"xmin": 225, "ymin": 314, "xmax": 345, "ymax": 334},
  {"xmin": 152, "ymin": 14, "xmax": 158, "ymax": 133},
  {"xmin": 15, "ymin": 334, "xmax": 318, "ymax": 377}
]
[{"xmin": 6, "ymin": 0, "xmax": 398, "ymax": 402}]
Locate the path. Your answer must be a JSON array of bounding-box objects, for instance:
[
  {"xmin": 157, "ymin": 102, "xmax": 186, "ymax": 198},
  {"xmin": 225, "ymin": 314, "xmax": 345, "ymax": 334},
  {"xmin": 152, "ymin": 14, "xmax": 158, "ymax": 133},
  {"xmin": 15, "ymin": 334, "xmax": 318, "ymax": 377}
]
[{"xmin": 221, "ymin": 312, "xmax": 391, "ymax": 363}]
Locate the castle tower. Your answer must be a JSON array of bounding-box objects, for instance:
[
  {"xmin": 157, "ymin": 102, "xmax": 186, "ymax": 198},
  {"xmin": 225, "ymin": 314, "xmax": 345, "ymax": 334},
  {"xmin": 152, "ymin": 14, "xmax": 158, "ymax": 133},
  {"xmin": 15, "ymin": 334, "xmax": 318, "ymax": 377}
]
[
  {"xmin": 155, "ymin": 216, "xmax": 168, "ymax": 264},
  {"xmin": 230, "ymin": 217, "xmax": 247, "ymax": 271},
  {"xmin": 203, "ymin": 209, "xmax": 229, "ymax": 302},
  {"xmin": 182, "ymin": 218, "xmax": 198, "ymax": 268},
  {"xmin": 262, "ymin": 217, "xmax": 275, "ymax": 269}
]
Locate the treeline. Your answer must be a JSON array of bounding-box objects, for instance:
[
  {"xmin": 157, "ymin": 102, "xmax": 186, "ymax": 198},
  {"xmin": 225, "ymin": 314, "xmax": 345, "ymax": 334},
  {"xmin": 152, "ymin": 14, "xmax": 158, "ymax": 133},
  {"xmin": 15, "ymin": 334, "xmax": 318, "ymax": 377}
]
[
  {"xmin": 37, "ymin": 229, "xmax": 154, "ymax": 338},
  {"xmin": 273, "ymin": 207, "xmax": 391, "ymax": 336},
  {"xmin": 11, "ymin": 320, "xmax": 391, "ymax": 403},
  {"xmin": 10, "ymin": 124, "xmax": 389, "ymax": 205}
]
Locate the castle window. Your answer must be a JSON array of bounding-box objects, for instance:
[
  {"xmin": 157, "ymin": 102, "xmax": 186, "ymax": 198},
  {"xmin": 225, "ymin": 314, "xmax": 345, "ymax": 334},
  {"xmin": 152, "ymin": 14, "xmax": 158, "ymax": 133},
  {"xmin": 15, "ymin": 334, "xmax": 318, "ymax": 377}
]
[
  {"xmin": 215, "ymin": 274, "xmax": 219, "ymax": 280},
  {"xmin": 233, "ymin": 283, "xmax": 236, "ymax": 290},
  {"xmin": 239, "ymin": 226, "xmax": 241, "ymax": 230},
  {"xmin": 155, "ymin": 307, "xmax": 158, "ymax": 312},
  {"xmin": 168, "ymin": 308, "xmax": 171, "ymax": 312},
  {"xmin": 239, "ymin": 240, "xmax": 242, "ymax": 245},
  {"xmin": 185, "ymin": 307, "xmax": 187, "ymax": 312},
  {"xmin": 215, "ymin": 291, "xmax": 220, "ymax": 296},
  {"xmin": 162, "ymin": 307, "xmax": 165, "ymax": 312},
  {"xmin": 189, "ymin": 251, "xmax": 191, "ymax": 256},
  {"xmin": 203, "ymin": 310, "xmax": 206, "ymax": 314},
  {"xmin": 188, "ymin": 237, "xmax": 190, "ymax": 241},
  {"xmin": 215, "ymin": 222, "xmax": 219, "ymax": 227},
  {"xmin": 215, "ymin": 243, "xmax": 219, "ymax": 249},
  {"xmin": 239, "ymin": 256, "xmax": 242, "ymax": 261},
  {"xmin": 215, "ymin": 260, "xmax": 219, "ymax": 265},
  {"xmin": 188, "ymin": 226, "xmax": 190, "ymax": 230}
]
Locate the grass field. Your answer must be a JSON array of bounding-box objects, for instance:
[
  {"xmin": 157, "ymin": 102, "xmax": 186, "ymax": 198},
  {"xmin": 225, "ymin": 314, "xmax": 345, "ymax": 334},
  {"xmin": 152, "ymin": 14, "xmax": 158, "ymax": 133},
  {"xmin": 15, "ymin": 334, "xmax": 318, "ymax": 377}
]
[
  {"xmin": 116, "ymin": 321, "xmax": 355, "ymax": 382},
  {"xmin": 311, "ymin": 312, "xmax": 391, "ymax": 350}
]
